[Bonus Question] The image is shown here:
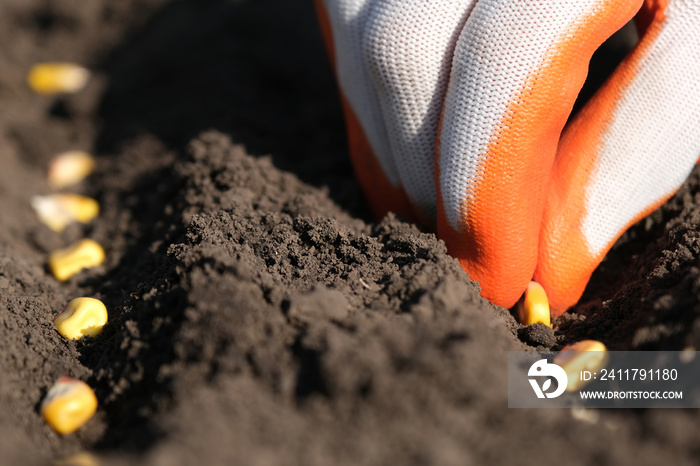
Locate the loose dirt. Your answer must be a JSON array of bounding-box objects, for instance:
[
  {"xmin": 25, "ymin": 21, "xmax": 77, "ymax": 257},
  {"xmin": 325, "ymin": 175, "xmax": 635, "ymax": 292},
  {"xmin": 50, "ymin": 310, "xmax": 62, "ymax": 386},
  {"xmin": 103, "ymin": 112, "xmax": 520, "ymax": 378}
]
[{"xmin": 1, "ymin": 1, "xmax": 699, "ymax": 464}]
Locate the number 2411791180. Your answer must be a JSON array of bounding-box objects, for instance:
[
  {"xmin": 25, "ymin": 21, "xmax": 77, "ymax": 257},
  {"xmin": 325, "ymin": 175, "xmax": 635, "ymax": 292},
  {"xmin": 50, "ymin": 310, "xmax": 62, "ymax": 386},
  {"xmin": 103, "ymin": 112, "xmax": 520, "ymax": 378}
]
[{"xmin": 597, "ymin": 368, "xmax": 678, "ymax": 381}]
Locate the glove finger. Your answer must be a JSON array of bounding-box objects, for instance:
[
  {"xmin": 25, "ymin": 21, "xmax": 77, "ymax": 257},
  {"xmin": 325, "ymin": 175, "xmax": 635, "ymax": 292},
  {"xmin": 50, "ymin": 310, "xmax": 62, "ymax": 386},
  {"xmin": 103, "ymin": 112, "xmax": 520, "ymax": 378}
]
[
  {"xmin": 436, "ymin": 0, "xmax": 642, "ymax": 308},
  {"xmin": 536, "ymin": 0, "xmax": 700, "ymax": 316},
  {"xmin": 361, "ymin": 0, "xmax": 476, "ymax": 224},
  {"xmin": 315, "ymin": 0, "xmax": 416, "ymax": 221}
]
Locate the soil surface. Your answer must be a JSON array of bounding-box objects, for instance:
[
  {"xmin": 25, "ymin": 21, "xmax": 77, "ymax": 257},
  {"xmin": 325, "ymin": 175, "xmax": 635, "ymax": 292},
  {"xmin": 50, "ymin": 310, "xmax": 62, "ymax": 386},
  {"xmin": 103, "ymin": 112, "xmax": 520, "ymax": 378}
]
[{"xmin": 1, "ymin": 1, "xmax": 699, "ymax": 465}]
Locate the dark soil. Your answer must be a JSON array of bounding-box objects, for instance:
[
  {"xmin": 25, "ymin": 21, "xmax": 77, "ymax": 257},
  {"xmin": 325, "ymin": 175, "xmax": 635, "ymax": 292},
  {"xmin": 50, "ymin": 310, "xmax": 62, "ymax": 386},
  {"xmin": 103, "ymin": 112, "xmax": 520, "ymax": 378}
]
[{"xmin": 1, "ymin": 1, "xmax": 699, "ymax": 464}]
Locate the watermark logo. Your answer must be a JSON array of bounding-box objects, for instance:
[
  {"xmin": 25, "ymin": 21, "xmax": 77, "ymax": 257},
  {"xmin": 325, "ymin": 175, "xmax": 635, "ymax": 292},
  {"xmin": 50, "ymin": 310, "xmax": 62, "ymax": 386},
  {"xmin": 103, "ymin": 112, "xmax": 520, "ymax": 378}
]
[
  {"xmin": 528, "ymin": 359, "xmax": 567, "ymax": 398},
  {"xmin": 510, "ymin": 351, "xmax": 697, "ymax": 408}
]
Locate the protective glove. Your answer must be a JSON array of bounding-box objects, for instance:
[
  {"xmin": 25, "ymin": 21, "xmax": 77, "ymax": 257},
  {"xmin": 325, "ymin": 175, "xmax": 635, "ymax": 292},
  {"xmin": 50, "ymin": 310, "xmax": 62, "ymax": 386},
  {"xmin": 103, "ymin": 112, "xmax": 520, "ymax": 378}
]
[{"xmin": 314, "ymin": 0, "xmax": 700, "ymax": 316}]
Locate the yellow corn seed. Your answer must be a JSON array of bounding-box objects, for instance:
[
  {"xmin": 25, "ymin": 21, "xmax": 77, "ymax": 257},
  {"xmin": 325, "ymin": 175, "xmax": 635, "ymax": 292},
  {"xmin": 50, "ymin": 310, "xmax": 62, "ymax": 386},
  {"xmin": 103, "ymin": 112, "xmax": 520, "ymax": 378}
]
[
  {"xmin": 41, "ymin": 377, "xmax": 97, "ymax": 435},
  {"xmin": 48, "ymin": 151, "xmax": 96, "ymax": 189},
  {"xmin": 48, "ymin": 239, "xmax": 105, "ymax": 282},
  {"xmin": 28, "ymin": 63, "xmax": 90, "ymax": 95},
  {"xmin": 554, "ymin": 340, "xmax": 609, "ymax": 392},
  {"xmin": 54, "ymin": 298, "xmax": 107, "ymax": 340},
  {"xmin": 516, "ymin": 281, "xmax": 551, "ymax": 327},
  {"xmin": 53, "ymin": 452, "xmax": 100, "ymax": 466},
  {"xmin": 31, "ymin": 194, "xmax": 99, "ymax": 232},
  {"xmin": 571, "ymin": 407, "xmax": 599, "ymax": 424}
]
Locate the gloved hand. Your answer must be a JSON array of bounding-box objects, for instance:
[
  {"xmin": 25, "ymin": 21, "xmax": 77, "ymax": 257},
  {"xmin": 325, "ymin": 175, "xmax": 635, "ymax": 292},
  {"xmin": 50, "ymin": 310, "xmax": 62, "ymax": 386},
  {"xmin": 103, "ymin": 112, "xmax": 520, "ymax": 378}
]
[{"xmin": 314, "ymin": 0, "xmax": 700, "ymax": 316}]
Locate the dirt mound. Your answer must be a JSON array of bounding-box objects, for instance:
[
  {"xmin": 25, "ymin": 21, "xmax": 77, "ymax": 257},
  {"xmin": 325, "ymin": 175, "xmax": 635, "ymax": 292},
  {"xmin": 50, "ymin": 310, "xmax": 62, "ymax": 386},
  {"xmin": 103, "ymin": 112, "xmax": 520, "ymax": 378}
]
[{"xmin": 1, "ymin": 1, "xmax": 699, "ymax": 464}]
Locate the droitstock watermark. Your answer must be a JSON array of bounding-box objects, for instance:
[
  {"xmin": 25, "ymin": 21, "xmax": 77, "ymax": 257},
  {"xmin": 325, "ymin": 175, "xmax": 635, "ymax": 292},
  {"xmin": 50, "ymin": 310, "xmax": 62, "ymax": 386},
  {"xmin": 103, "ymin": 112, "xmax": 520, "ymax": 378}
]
[{"xmin": 508, "ymin": 351, "xmax": 700, "ymax": 408}]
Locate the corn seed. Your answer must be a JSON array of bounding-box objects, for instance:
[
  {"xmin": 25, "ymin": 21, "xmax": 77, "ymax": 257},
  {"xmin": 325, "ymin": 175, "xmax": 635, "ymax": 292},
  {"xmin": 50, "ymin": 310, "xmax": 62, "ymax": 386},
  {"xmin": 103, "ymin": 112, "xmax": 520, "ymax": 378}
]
[
  {"xmin": 54, "ymin": 298, "xmax": 107, "ymax": 340},
  {"xmin": 554, "ymin": 340, "xmax": 609, "ymax": 392},
  {"xmin": 517, "ymin": 281, "xmax": 551, "ymax": 327},
  {"xmin": 53, "ymin": 452, "xmax": 100, "ymax": 466},
  {"xmin": 31, "ymin": 194, "xmax": 99, "ymax": 232},
  {"xmin": 48, "ymin": 239, "xmax": 105, "ymax": 282},
  {"xmin": 28, "ymin": 63, "xmax": 90, "ymax": 95},
  {"xmin": 41, "ymin": 377, "xmax": 97, "ymax": 435},
  {"xmin": 48, "ymin": 151, "xmax": 96, "ymax": 189}
]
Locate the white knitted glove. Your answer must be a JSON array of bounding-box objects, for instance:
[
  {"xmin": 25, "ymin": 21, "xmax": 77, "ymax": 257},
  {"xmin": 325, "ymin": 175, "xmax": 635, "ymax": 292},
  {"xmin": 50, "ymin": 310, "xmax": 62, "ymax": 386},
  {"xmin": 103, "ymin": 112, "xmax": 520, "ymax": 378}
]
[{"xmin": 315, "ymin": 0, "xmax": 700, "ymax": 315}]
